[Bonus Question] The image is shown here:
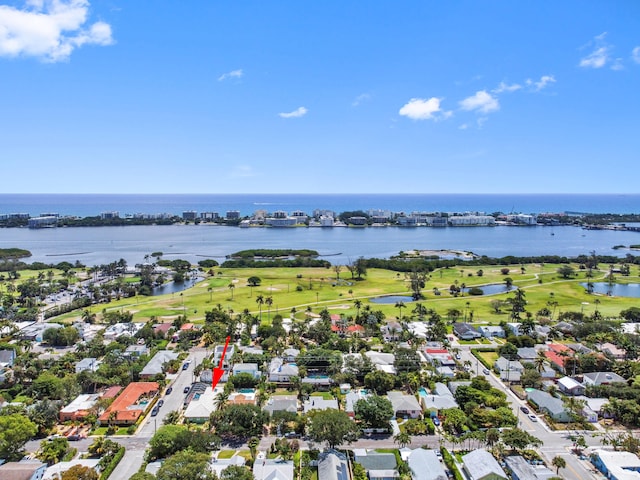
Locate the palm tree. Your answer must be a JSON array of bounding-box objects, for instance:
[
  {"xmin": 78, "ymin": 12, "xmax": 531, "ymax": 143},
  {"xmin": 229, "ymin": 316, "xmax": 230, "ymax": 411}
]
[
  {"xmin": 395, "ymin": 301, "xmax": 406, "ymax": 321},
  {"xmin": 394, "ymin": 431, "xmax": 411, "ymax": 448},
  {"xmin": 552, "ymin": 456, "xmax": 566, "ymax": 475},
  {"xmin": 228, "ymin": 282, "xmax": 235, "ymax": 300},
  {"xmin": 256, "ymin": 295, "xmax": 264, "ymax": 321},
  {"xmin": 207, "ymin": 286, "xmax": 213, "ymax": 302},
  {"xmin": 265, "ymin": 296, "xmax": 273, "ymax": 320},
  {"xmin": 534, "ymin": 351, "xmax": 547, "ymax": 373},
  {"xmin": 354, "ymin": 299, "xmax": 362, "ymax": 320}
]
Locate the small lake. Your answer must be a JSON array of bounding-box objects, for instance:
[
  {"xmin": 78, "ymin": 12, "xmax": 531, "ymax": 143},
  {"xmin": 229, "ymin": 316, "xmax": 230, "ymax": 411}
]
[
  {"xmin": 151, "ymin": 278, "xmax": 200, "ymax": 296},
  {"xmin": 580, "ymin": 282, "xmax": 640, "ymax": 298},
  {"xmin": 462, "ymin": 283, "xmax": 516, "ymax": 296},
  {"xmin": 369, "ymin": 295, "xmax": 415, "ymax": 304}
]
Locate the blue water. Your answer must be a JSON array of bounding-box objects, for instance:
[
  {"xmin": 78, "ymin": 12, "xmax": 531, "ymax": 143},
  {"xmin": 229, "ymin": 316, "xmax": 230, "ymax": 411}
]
[
  {"xmin": 462, "ymin": 284, "xmax": 517, "ymax": 296},
  {"xmin": 370, "ymin": 295, "xmax": 415, "ymax": 304},
  {"xmin": 1, "ymin": 193, "xmax": 640, "ymax": 217},
  {"xmin": 580, "ymin": 282, "xmax": 640, "ymax": 298},
  {"xmin": 2, "ymin": 194, "xmax": 640, "ymax": 267}
]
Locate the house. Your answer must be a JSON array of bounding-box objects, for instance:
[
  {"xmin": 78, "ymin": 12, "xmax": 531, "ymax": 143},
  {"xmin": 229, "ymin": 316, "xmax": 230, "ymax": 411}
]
[
  {"xmin": 387, "ymin": 391, "xmax": 422, "ymax": 419},
  {"xmin": 301, "ymin": 375, "xmax": 333, "ymax": 389},
  {"xmin": 0, "ymin": 461, "xmax": 47, "ymax": 480},
  {"xmin": 504, "ymin": 455, "xmax": 555, "ymax": 480},
  {"xmin": 214, "ymin": 344, "xmax": 235, "ymax": 370},
  {"xmin": 0, "ymin": 349, "xmax": 16, "ymax": 367},
  {"xmin": 303, "ymin": 397, "xmax": 339, "ymax": 413},
  {"xmin": 599, "ymin": 342, "xmax": 627, "ymax": 360},
  {"xmin": 75, "ymin": 357, "xmax": 100, "ymax": 374},
  {"xmin": 263, "ymin": 395, "xmax": 298, "ymax": 417},
  {"xmin": 268, "ymin": 358, "xmax": 299, "ymax": 384},
  {"xmin": 544, "ymin": 344, "xmax": 573, "ymax": 374},
  {"xmin": 253, "ymin": 453, "xmax": 294, "ymax": 480},
  {"xmin": 407, "ymin": 449, "xmax": 447, "ymax": 480},
  {"xmin": 436, "ymin": 366, "xmax": 455, "ymax": 378},
  {"xmin": 461, "ymin": 449, "xmax": 508, "ymax": 480},
  {"xmin": 354, "ymin": 450, "xmax": 398, "ymax": 480},
  {"xmin": 516, "ymin": 348, "xmax": 538, "ymax": 363},
  {"xmin": 228, "ymin": 390, "xmax": 258, "ymax": 406},
  {"xmin": 103, "ymin": 322, "xmax": 144, "ymax": 341},
  {"xmin": 423, "ymin": 349, "xmax": 455, "ymax": 367},
  {"xmin": 183, "ymin": 386, "xmax": 219, "ymax": 423},
  {"xmin": 152, "ymin": 322, "xmax": 173, "ymax": 338},
  {"xmin": 43, "ymin": 459, "xmax": 100, "ymax": 480},
  {"xmin": 210, "ymin": 454, "xmax": 246, "ymax": 478},
  {"xmin": 582, "ymin": 371, "xmax": 626, "ymax": 387},
  {"xmin": 420, "ymin": 382, "xmax": 459, "ymax": 413},
  {"xmin": 59, "ymin": 393, "xmax": 101, "ymax": 422},
  {"xmin": 124, "ymin": 344, "xmax": 150, "ymax": 357},
  {"xmin": 232, "ymin": 363, "xmax": 261, "ymax": 379},
  {"xmin": 526, "ymin": 389, "xmax": 571, "ymax": 423},
  {"xmin": 591, "ymin": 449, "xmax": 640, "ymax": 480},
  {"xmin": 494, "ymin": 357, "xmax": 524, "ymax": 382},
  {"xmin": 98, "ymin": 381, "xmax": 159, "ymax": 425},
  {"xmin": 318, "ymin": 449, "xmax": 350, "ymax": 480},
  {"xmin": 479, "ymin": 326, "xmax": 505, "ymax": 339},
  {"xmin": 139, "ymin": 350, "xmax": 178, "ymax": 378},
  {"xmin": 582, "ymin": 405, "xmax": 599, "ymax": 423},
  {"xmin": 345, "ymin": 389, "xmax": 370, "ymax": 418},
  {"xmin": 365, "ymin": 351, "xmax": 397, "ymax": 374},
  {"xmin": 506, "ymin": 322, "xmax": 522, "ymax": 336},
  {"xmin": 453, "ymin": 323, "xmax": 481, "ymax": 340},
  {"xmin": 282, "ymin": 348, "xmax": 300, "ymax": 362},
  {"xmin": 557, "ymin": 376, "xmax": 585, "ymax": 396}
]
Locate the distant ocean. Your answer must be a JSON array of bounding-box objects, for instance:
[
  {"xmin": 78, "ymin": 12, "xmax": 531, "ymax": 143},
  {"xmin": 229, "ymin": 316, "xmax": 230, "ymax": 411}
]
[{"xmin": 1, "ymin": 193, "xmax": 640, "ymax": 217}]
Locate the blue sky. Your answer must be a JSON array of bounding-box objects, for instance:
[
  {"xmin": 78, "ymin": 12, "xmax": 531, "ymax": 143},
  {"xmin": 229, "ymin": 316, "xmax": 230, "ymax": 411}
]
[{"xmin": 1, "ymin": 1, "xmax": 639, "ymax": 194}]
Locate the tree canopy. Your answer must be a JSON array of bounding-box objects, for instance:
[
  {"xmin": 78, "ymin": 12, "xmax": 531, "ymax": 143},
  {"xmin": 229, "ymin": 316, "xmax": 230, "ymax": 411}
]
[{"xmin": 307, "ymin": 409, "xmax": 360, "ymax": 448}]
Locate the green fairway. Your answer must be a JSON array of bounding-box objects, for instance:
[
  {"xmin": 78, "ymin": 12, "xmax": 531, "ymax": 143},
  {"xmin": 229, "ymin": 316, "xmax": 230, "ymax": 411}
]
[{"xmin": 47, "ymin": 261, "xmax": 640, "ymax": 326}]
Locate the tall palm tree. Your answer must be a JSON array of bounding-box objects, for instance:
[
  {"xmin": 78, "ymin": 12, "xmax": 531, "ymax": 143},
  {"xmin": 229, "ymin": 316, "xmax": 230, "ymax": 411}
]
[
  {"xmin": 394, "ymin": 431, "xmax": 411, "ymax": 448},
  {"xmin": 395, "ymin": 301, "xmax": 406, "ymax": 321},
  {"xmin": 228, "ymin": 282, "xmax": 235, "ymax": 300},
  {"xmin": 255, "ymin": 295, "xmax": 264, "ymax": 321},
  {"xmin": 265, "ymin": 296, "xmax": 273, "ymax": 320}
]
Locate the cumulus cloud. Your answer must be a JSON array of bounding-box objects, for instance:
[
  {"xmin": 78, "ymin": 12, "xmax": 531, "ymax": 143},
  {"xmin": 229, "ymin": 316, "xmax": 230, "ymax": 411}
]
[
  {"xmin": 493, "ymin": 81, "xmax": 521, "ymax": 93},
  {"xmin": 279, "ymin": 107, "xmax": 308, "ymax": 118},
  {"xmin": 0, "ymin": 0, "xmax": 113, "ymax": 62},
  {"xmin": 631, "ymin": 46, "xmax": 640, "ymax": 64},
  {"xmin": 398, "ymin": 97, "xmax": 450, "ymax": 120},
  {"xmin": 526, "ymin": 75, "xmax": 556, "ymax": 91},
  {"xmin": 459, "ymin": 90, "xmax": 499, "ymax": 114},
  {"xmin": 218, "ymin": 69, "xmax": 243, "ymax": 81}
]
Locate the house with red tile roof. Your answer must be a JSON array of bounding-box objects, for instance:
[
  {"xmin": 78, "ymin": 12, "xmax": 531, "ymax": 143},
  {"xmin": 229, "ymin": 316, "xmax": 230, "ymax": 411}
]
[{"xmin": 98, "ymin": 382, "xmax": 159, "ymax": 426}]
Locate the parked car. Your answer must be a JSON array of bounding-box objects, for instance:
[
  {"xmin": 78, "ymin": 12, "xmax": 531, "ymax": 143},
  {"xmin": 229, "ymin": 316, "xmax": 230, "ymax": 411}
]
[
  {"xmin": 183, "ymin": 386, "xmax": 190, "ymax": 394},
  {"xmin": 520, "ymin": 406, "xmax": 529, "ymax": 414},
  {"xmin": 182, "ymin": 362, "xmax": 190, "ymax": 370},
  {"xmin": 165, "ymin": 387, "xmax": 173, "ymax": 395},
  {"xmin": 455, "ymin": 354, "xmax": 461, "ymax": 360},
  {"xmin": 528, "ymin": 414, "xmax": 537, "ymax": 422},
  {"xmin": 158, "ymin": 399, "xmax": 164, "ymax": 407},
  {"xmin": 483, "ymin": 368, "xmax": 490, "ymax": 375},
  {"xmin": 151, "ymin": 406, "xmax": 159, "ymax": 417},
  {"xmin": 432, "ymin": 417, "xmax": 441, "ymax": 426}
]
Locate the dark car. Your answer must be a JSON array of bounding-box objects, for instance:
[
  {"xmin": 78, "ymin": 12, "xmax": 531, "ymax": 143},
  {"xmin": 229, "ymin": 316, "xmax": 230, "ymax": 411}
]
[
  {"xmin": 520, "ymin": 406, "xmax": 530, "ymax": 414},
  {"xmin": 150, "ymin": 406, "xmax": 159, "ymax": 417},
  {"xmin": 165, "ymin": 387, "xmax": 173, "ymax": 395},
  {"xmin": 183, "ymin": 386, "xmax": 190, "ymax": 394},
  {"xmin": 158, "ymin": 399, "xmax": 164, "ymax": 407},
  {"xmin": 182, "ymin": 362, "xmax": 190, "ymax": 370}
]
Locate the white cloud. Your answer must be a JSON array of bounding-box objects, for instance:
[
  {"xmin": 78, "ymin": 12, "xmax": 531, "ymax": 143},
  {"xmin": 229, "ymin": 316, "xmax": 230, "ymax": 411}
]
[
  {"xmin": 579, "ymin": 32, "xmax": 613, "ymax": 69},
  {"xmin": 526, "ymin": 75, "xmax": 556, "ymax": 91},
  {"xmin": 398, "ymin": 97, "xmax": 449, "ymax": 120},
  {"xmin": 458, "ymin": 123, "xmax": 468, "ymax": 130},
  {"xmin": 218, "ymin": 69, "xmax": 243, "ymax": 81},
  {"xmin": 493, "ymin": 81, "xmax": 521, "ymax": 93},
  {"xmin": 0, "ymin": 0, "xmax": 113, "ymax": 62},
  {"xmin": 580, "ymin": 46, "xmax": 609, "ymax": 68},
  {"xmin": 279, "ymin": 107, "xmax": 308, "ymax": 118},
  {"xmin": 352, "ymin": 93, "xmax": 371, "ymax": 107},
  {"xmin": 459, "ymin": 90, "xmax": 499, "ymax": 114},
  {"xmin": 631, "ymin": 46, "xmax": 640, "ymax": 64}
]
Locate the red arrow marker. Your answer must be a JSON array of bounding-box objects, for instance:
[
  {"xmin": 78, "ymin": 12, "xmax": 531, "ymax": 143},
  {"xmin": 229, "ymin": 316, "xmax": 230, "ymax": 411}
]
[{"xmin": 212, "ymin": 336, "xmax": 230, "ymax": 390}]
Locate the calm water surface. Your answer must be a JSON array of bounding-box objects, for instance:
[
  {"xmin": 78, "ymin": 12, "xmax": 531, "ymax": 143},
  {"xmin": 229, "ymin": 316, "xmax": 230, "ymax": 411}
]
[{"xmin": 1, "ymin": 224, "xmax": 639, "ymax": 266}]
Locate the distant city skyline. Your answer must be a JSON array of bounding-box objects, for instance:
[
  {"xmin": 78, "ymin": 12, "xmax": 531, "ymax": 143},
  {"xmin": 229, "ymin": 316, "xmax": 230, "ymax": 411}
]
[{"xmin": 1, "ymin": 1, "xmax": 639, "ymax": 194}]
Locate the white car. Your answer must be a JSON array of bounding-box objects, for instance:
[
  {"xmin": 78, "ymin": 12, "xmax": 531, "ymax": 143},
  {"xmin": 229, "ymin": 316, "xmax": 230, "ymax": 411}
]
[{"xmin": 528, "ymin": 414, "xmax": 537, "ymax": 422}]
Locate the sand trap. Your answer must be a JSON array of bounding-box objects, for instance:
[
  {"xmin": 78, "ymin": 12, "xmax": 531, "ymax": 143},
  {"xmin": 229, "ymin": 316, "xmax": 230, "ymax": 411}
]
[
  {"xmin": 329, "ymin": 304, "xmax": 351, "ymax": 309},
  {"xmin": 266, "ymin": 287, "xmax": 280, "ymax": 291}
]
